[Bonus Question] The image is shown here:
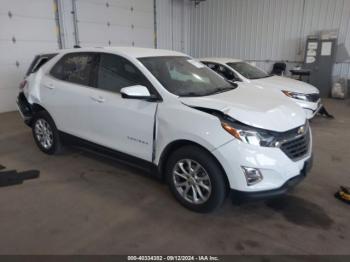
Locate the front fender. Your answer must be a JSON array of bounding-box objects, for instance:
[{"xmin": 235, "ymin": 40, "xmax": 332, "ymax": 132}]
[{"xmin": 154, "ymin": 102, "xmax": 234, "ymax": 165}]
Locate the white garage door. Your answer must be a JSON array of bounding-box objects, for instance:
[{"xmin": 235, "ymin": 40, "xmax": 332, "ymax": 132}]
[
  {"xmin": 0, "ymin": 0, "xmax": 59, "ymax": 113},
  {"xmin": 75, "ymin": 0, "xmax": 155, "ymax": 48}
]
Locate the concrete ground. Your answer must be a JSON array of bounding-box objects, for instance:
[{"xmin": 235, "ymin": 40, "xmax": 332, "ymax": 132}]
[{"xmin": 0, "ymin": 98, "xmax": 349, "ymax": 255}]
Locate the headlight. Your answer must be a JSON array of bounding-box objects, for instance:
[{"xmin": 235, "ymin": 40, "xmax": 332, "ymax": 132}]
[
  {"xmin": 221, "ymin": 121, "xmax": 278, "ymax": 147},
  {"xmin": 282, "ymin": 90, "xmax": 308, "ymax": 101}
]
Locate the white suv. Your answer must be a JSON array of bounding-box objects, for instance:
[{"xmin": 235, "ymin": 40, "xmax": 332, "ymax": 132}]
[
  {"xmin": 17, "ymin": 47, "xmax": 313, "ymax": 212},
  {"xmin": 200, "ymin": 58, "xmax": 322, "ymax": 119}
]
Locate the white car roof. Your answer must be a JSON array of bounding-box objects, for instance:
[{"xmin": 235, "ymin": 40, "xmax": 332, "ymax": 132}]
[
  {"xmin": 49, "ymin": 46, "xmax": 185, "ymax": 59},
  {"xmin": 199, "ymin": 57, "xmax": 243, "ymax": 64},
  {"xmin": 105, "ymin": 46, "xmax": 185, "ymax": 58}
]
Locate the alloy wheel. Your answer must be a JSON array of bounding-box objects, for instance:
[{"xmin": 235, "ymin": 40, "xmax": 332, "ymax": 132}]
[
  {"xmin": 34, "ymin": 119, "xmax": 54, "ymax": 149},
  {"xmin": 172, "ymin": 159, "xmax": 212, "ymax": 204}
]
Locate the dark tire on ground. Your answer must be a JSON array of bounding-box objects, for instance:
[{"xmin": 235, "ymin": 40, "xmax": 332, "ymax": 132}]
[
  {"xmin": 32, "ymin": 111, "xmax": 63, "ymax": 155},
  {"xmin": 165, "ymin": 145, "xmax": 227, "ymax": 213}
]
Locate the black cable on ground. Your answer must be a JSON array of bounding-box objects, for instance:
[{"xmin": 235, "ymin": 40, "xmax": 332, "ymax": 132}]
[{"xmin": 0, "ymin": 169, "xmax": 40, "ymax": 187}]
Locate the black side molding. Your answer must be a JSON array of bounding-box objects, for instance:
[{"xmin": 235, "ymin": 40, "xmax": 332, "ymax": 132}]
[{"xmin": 60, "ymin": 132, "xmax": 161, "ymax": 179}]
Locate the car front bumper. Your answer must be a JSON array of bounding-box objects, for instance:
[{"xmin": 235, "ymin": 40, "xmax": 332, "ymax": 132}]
[
  {"xmin": 212, "ymin": 132, "xmax": 313, "ymax": 198},
  {"xmin": 230, "ymin": 155, "xmax": 313, "ymax": 202}
]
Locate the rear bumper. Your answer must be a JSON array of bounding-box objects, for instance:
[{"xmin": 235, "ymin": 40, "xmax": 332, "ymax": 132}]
[
  {"xmin": 16, "ymin": 92, "xmax": 33, "ymax": 125},
  {"xmin": 230, "ymin": 155, "xmax": 313, "ymax": 202}
]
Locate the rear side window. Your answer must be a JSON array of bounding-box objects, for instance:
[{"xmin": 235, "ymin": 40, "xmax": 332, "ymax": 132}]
[
  {"xmin": 50, "ymin": 53, "xmax": 98, "ymax": 87},
  {"xmin": 96, "ymin": 53, "xmax": 152, "ymax": 93},
  {"xmin": 26, "ymin": 53, "xmax": 57, "ymax": 76}
]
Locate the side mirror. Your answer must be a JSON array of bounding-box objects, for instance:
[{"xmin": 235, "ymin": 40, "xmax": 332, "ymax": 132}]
[
  {"xmin": 227, "ymin": 72, "xmax": 242, "ymax": 82},
  {"xmin": 120, "ymin": 85, "xmax": 158, "ymax": 101},
  {"xmin": 227, "ymin": 80, "xmax": 239, "ymax": 86},
  {"xmin": 231, "ymin": 76, "xmax": 242, "ymax": 82},
  {"xmin": 227, "ymin": 76, "xmax": 241, "ymax": 84}
]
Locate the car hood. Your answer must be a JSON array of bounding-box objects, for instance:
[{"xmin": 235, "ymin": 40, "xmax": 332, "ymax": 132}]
[
  {"xmin": 179, "ymin": 84, "xmax": 306, "ymax": 132},
  {"xmin": 250, "ymin": 76, "xmax": 319, "ymax": 94}
]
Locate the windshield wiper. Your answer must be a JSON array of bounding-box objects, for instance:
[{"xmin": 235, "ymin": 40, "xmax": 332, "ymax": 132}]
[
  {"xmin": 250, "ymin": 75, "xmax": 272, "ymax": 80},
  {"xmin": 180, "ymin": 85, "xmax": 236, "ymax": 97},
  {"xmin": 180, "ymin": 92, "xmax": 207, "ymax": 97}
]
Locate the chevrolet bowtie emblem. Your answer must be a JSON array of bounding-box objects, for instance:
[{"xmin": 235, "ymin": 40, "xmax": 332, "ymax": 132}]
[{"xmin": 298, "ymin": 126, "xmax": 305, "ymax": 135}]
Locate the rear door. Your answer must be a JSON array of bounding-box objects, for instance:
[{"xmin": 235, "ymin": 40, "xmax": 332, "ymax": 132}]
[
  {"xmin": 88, "ymin": 53, "xmax": 158, "ymax": 161},
  {"xmin": 40, "ymin": 52, "xmax": 98, "ymax": 139}
]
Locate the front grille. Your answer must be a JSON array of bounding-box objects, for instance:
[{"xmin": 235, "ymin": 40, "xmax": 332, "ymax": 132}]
[
  {"xmin": 280, "ymin": 130, "xmax": 310, "ymax": 161},
  {"xmin": 305, "ymin": 93, "xmax": 320, "ymax": 102}
]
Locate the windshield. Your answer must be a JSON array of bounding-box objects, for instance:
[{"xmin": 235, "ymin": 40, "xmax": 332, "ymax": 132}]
[
  {"xmin": 227, "ymin": 62, "xmax": 270, "ymax": 80},
  {"xmin": 138, "ymin": 56, "xmax": 235, "ymax": 97}
]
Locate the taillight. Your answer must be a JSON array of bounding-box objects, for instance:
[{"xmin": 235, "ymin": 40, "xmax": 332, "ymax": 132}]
[{"xmin": 19, "ymin": 80, "xmax": 27, "ymax": 90}]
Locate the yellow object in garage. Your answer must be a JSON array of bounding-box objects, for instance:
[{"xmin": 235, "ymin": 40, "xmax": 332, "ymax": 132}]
[{"xmin": 335, "ymin": 186, "xmax": 350, "ymax": 204}]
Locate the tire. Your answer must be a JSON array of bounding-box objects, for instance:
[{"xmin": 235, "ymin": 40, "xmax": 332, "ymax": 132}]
[
  {"xmin": 165, "ymin": 145, "xmax": 227, "ymax": 213},
  {"xmin": 32, "ymin": 111, "xmax": 63, "ymax": 155}
]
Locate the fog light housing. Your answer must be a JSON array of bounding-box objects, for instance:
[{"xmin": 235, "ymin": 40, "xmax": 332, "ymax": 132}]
[{"xmin": 241, "ymin": 167, "xmax": 263, "ymax": 186}]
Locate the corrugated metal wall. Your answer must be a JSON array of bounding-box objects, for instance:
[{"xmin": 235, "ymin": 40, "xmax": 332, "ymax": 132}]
[
  {"xmin": 186, "ymin": 0, "xmax": 350, "ymax": 79},
  {"xmin": 156, "ymin": 0, "xmax": 191, "ymax": 52},
  {"xmin": 156, "ymin": 0, "xmax": 176, "ymax": 50}
]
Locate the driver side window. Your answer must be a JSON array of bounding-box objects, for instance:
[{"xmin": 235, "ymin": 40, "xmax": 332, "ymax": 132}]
[{"xmin": 96, "ymin": 54, "xmax": 153, "ymax": 94}]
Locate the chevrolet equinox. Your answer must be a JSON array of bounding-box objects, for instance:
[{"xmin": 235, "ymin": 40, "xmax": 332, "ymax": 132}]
[{"xmin": 17, "ymin": 47, "xmax": 313, "ymax": 212}]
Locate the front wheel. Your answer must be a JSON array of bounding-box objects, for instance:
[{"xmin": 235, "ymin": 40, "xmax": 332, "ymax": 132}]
[
  {"xmin": 166, "ymin": 145, "xmax": 227, "ymax": 213},
  {"xmin": 32, "ymin": 111, "xmax": 63, "ymax": 155}
]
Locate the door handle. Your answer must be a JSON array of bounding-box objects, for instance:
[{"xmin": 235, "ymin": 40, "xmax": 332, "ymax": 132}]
[
  {"xmin": 44, "ymin": 83, "xmax": 55, "ymax": 90},
  {"xmin": 90, "ymin": 96, "xmax": 105, "ymax": 103}
]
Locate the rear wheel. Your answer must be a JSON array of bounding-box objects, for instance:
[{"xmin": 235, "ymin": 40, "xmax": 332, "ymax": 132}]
[
  {"xmin": 166, "ymin": 145, "xmax": 226, "ymax": 213},
  {"xmin": 32, "ymin": 111, "xmax": 63, "ymax": 155}
]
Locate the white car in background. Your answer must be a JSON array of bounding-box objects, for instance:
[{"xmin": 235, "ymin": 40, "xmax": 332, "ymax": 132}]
[
  {"xmin": 17, "ymin": 47, "xmax": 312, "ymax": 212},
  {"xmin": 200, "ymin": 58, "xmax": 322, "ymax": 119}
]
